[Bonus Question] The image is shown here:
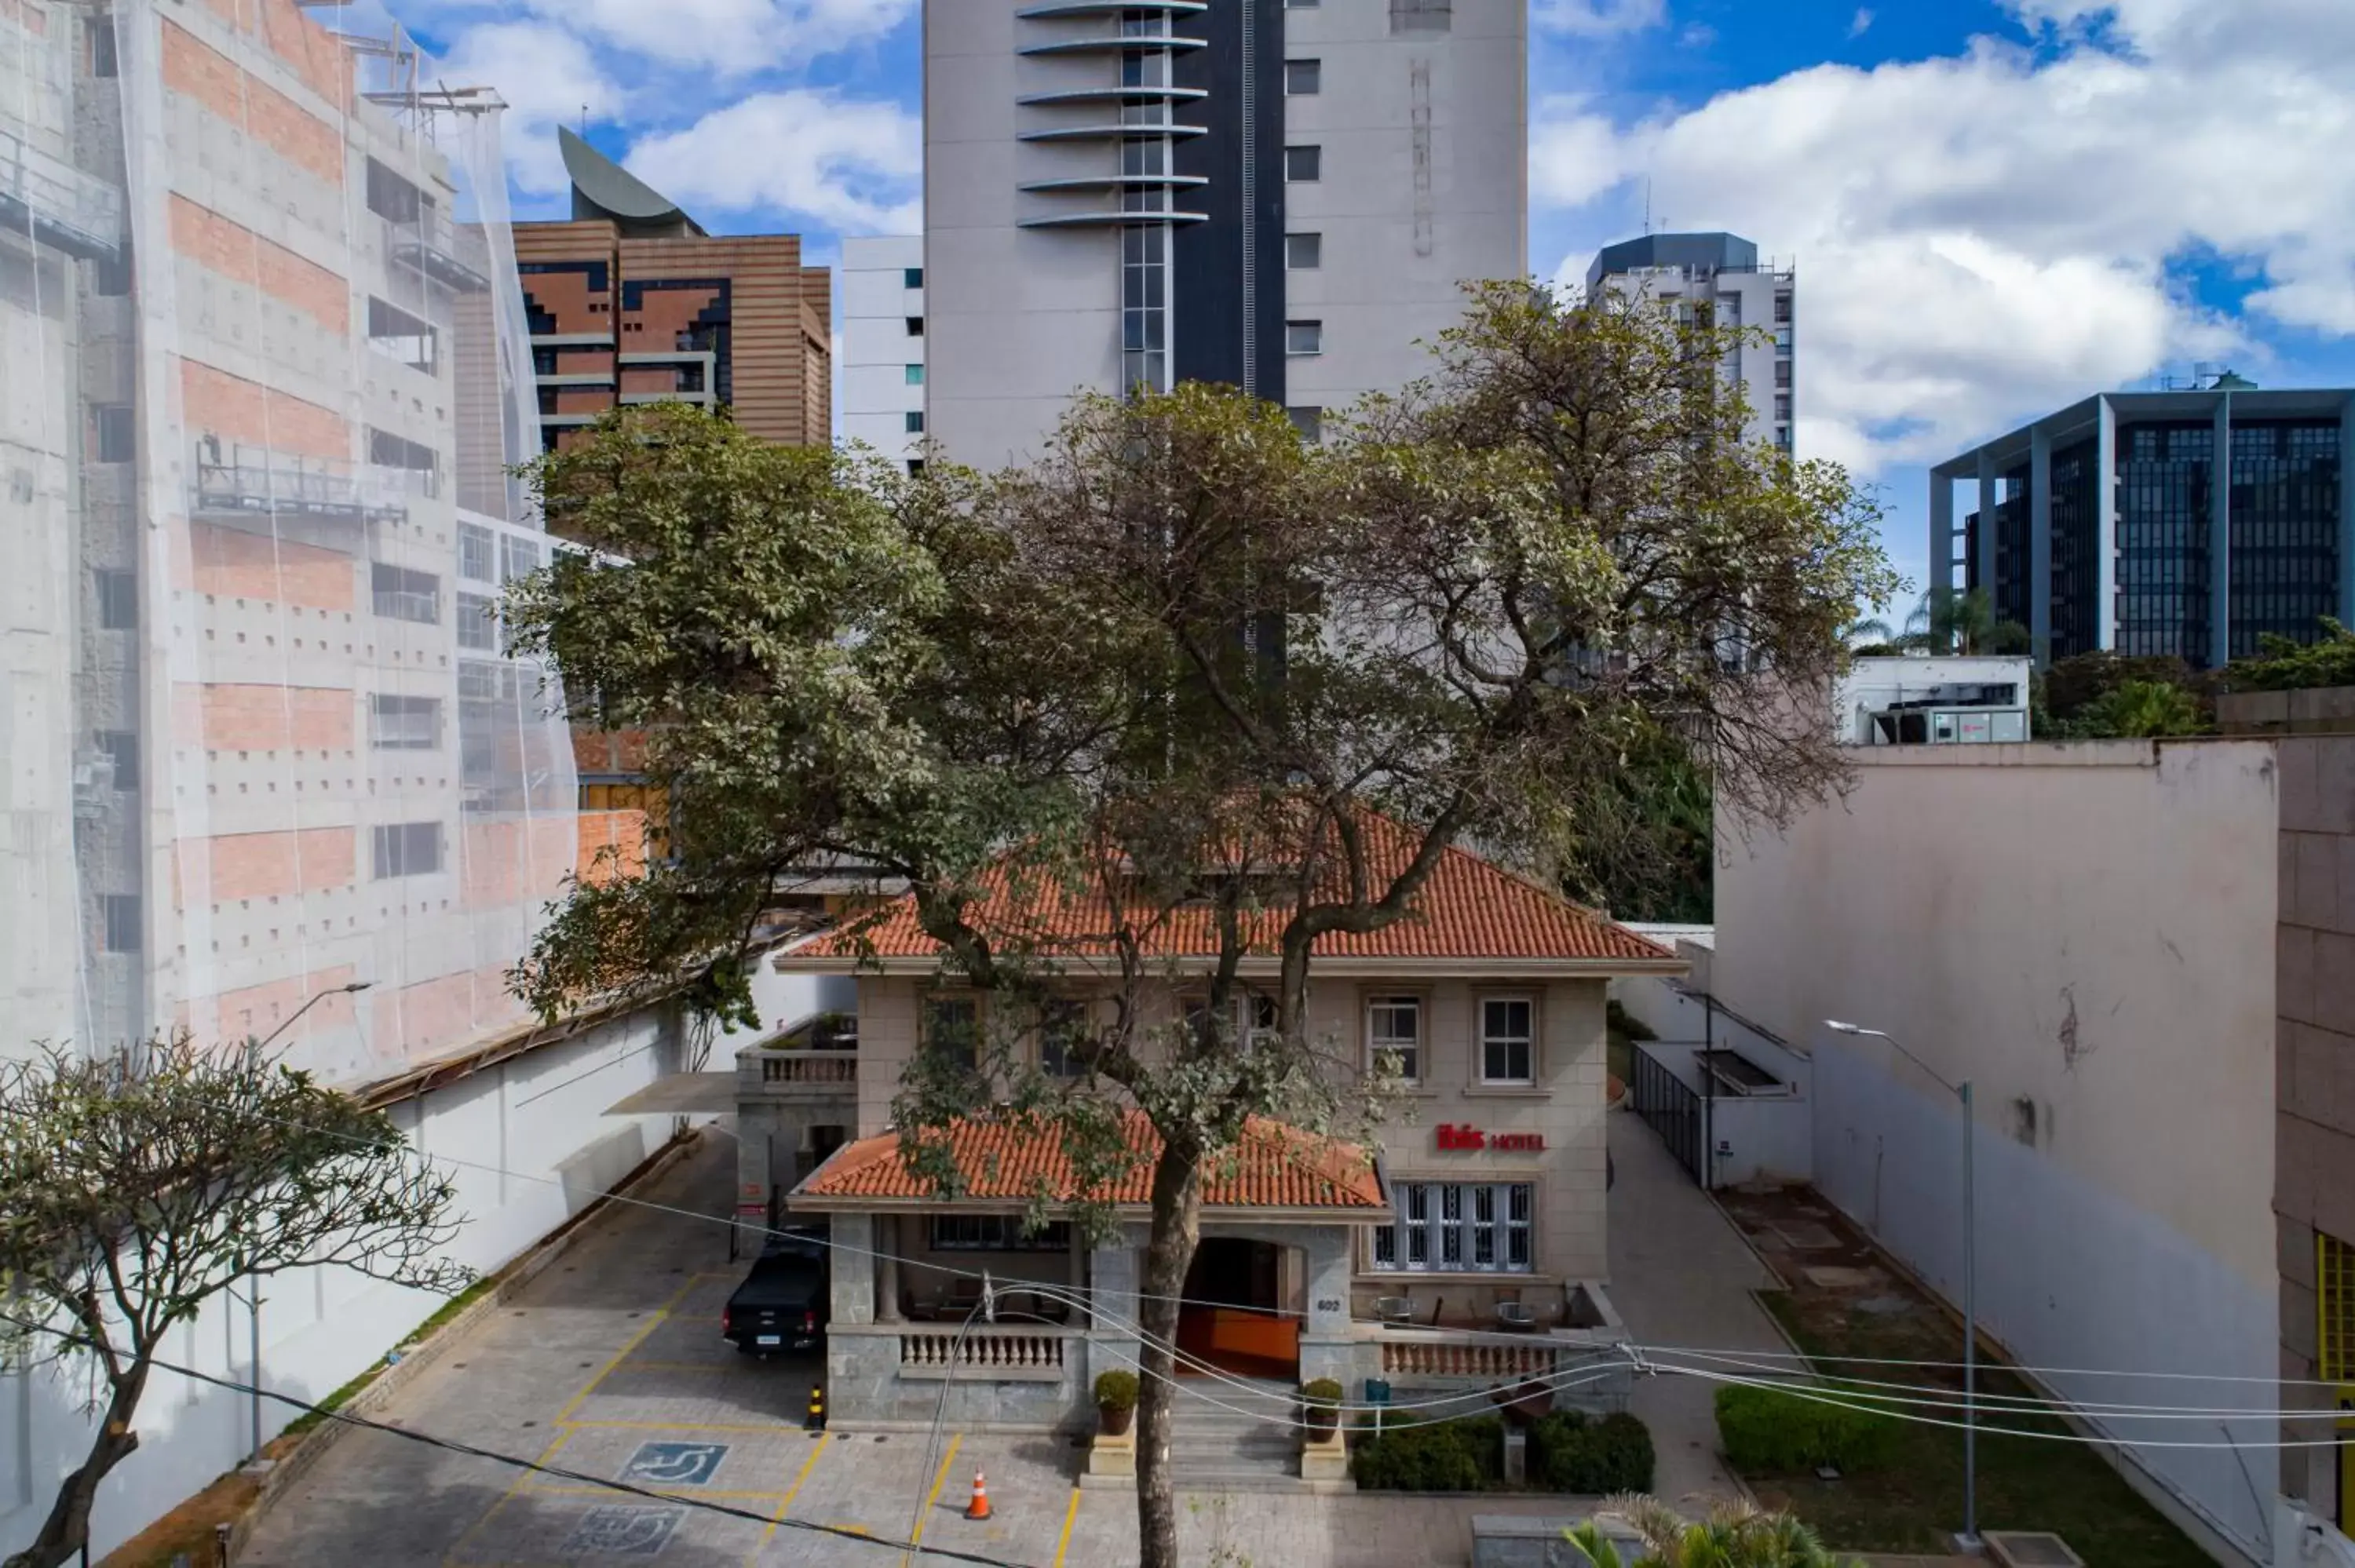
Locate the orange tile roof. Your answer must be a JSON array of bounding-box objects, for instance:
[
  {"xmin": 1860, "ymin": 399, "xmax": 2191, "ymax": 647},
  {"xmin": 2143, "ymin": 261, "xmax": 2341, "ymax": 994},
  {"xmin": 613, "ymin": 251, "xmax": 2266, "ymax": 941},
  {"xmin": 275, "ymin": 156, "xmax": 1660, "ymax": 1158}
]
[
  {"xmin": 793, "ymin": 1110, "xmax": 1387, "ymax": 1212},
  {"xmin": 787, "ymin": 811, "xmax": 1674, "ymax": 969}
]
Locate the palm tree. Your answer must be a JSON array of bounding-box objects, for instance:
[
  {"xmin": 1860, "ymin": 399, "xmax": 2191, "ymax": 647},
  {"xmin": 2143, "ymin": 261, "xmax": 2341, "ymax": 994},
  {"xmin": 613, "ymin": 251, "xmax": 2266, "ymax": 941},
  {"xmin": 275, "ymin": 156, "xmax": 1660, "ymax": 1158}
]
[
  {"xmin": 1837, "ymin": 613, "xmax": 1896, "ymax": 648},
  {"xmin": 2079, "ymin": 678, "xmax": 2204, "ymax": 738},
  {"xmin": 1900, "ymin": 586, "xmax": 2029, "ymax": 657},
  {"xmin": 1564, "ymin": 1496, "xmax": 1867, "ymax": 1568}
]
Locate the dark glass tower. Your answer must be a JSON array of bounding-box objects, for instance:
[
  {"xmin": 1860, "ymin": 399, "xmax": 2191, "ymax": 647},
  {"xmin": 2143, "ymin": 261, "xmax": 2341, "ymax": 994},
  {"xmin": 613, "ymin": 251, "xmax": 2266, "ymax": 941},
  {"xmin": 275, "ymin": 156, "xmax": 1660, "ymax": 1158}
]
[{"xmin": 1933, "ymin": 388, "xmax": 2355, "ymax": 669}]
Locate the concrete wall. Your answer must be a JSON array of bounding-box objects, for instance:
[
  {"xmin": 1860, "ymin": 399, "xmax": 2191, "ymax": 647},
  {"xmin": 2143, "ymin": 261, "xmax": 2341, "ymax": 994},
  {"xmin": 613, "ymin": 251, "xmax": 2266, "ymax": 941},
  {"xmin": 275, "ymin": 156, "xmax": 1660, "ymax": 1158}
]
[
  {"xmin": 838, "ymin": 235, "xmax": 923, "ymax": 467},
  {"xmin": 1612, "ymin": 965, "xmax": 1815, "ymax": 1188},
  {"xmin": 924, "ymin": 0, "xmax": 1527, "ymax": 468},
  {"xmin": 0, "ymin": 999, "xmax": 688, "ymax": 1562},
  {"xmin": 1277, "ymin": 0, "xmax": 1528, "ymax": 425},
  {"xmin": 1714, "ymin": 739, "xmax": 2284, "ymax": 1561},
  {"xmin": 2273, "ymin": 733, "xmax": 2355, "ymax": 1526}
]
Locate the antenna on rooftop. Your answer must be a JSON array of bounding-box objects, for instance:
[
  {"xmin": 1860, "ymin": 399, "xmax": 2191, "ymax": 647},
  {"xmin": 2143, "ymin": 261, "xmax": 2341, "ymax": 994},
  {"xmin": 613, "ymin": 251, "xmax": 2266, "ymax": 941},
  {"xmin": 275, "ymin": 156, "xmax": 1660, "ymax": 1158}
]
[{"xmin": 1643, "ymin": 177, "xmax": 1652, "ymax": 235}]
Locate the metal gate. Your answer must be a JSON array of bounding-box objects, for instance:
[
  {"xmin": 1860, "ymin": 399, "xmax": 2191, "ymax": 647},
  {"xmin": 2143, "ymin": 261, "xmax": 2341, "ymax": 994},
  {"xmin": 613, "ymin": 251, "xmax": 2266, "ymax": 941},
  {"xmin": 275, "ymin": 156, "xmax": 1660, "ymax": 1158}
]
[{"xmin": 1630, "ymin": 1042, "xmax": 1705, "ymax": 1186}]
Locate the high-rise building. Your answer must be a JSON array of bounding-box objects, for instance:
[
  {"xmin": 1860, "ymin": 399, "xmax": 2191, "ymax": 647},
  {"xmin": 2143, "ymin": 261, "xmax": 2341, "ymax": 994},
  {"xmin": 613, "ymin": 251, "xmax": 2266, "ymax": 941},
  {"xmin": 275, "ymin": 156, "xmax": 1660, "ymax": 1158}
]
[
  {"xmin": 1586, "ymin": 232, "xmax": 1795, "ymax": 456},
  {"xmin": 920, "ymin": 0, "xmax": 1527, "ymax": 467},
  {"xmin": 840, "ymin": 235, "xmax": 927, "ymax": 472},
  {"xmin": 513, "ymin": 129, "xmax": 831, "ymax": 453},
  {"xmin": 1930, "ymin": 383, "xmax": 2355, "ymax": 668},
  {"xmin": 0, "ymin": 0, "xmax": 619, "ymax": 1079}
]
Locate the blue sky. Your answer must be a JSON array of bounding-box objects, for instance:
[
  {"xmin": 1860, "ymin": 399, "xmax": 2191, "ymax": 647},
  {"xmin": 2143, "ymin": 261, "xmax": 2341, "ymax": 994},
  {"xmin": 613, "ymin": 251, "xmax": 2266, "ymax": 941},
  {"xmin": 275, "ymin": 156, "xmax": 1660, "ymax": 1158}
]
[{"xmin": 399, "ymin": 0, "xmax": 2355, "ymax": 616}]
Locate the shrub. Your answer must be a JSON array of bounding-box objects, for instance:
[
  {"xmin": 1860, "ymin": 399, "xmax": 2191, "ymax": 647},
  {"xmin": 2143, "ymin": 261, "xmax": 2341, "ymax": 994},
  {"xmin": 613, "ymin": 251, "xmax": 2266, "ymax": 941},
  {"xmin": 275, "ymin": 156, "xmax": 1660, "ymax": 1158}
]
[
  {"xmin": 1093, "ymin": 1369, "xmax": 1138, "ymax": 1413},
  {"xmin": 1528, "ymin": 1409, "xmax": 1656, "ymax": 1494},
  {"xmin": 1714, "ymin": 1384, "xmax": 1897, "ymax": 1475},
  {"xmin": 2223, "ymin": 619, "xmax": 2355, "ymax": 693},
  {"xmin": 1350, "ymin": 1416, "xmax": 1502, "ymax": 1492},
  {"xmin": 1606, "ymin": 1000, "xmax": 1657, "ymax": 1043},
  {"xmin": 1302, "ymin": 1377, "xmax": 1343, "ymax": 1406}
]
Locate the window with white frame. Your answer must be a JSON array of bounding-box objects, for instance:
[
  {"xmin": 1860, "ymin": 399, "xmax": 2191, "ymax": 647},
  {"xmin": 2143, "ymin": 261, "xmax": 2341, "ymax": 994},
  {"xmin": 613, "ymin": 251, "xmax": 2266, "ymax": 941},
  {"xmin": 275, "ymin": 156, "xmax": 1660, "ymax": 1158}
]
[
  {"xmin": 929, "ymin": 1216, "xmax": 1072, "ymax": 1252},
  {"xmin": 1480, "ymin": 996, "xmax": 1534, "ymax": 1084},
  {"xmin": 925, "ymin": 995, "xmax": 980, "ymax": 1070},
  {"xmin": 1370, "ymin": 1182, "xmax": 1532, "ymax": 1272},
  {"xmin": 1039, "ymin": 999, "xmax": 1088, "ymax": 1078},
  {"xmin": 1367, "ymin": 995, "xmax": 1420, "ymax": 1081}
]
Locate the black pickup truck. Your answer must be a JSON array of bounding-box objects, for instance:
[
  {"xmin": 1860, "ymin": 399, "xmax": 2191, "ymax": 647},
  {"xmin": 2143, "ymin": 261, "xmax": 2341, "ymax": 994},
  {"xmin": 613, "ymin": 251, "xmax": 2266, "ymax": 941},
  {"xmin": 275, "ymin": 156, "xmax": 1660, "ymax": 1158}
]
[{"xmin": 721, "ymin": 1243, "xmax": 829, "ymax": 1356}]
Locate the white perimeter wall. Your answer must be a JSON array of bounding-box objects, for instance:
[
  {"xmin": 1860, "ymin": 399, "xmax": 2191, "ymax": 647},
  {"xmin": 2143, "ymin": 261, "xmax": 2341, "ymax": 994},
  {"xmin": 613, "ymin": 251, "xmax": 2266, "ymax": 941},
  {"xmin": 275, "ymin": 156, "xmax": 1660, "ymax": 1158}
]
[
  {"xmin": 0, "ymin": 1001, "xmax": 689, "ymax": 1562},
  {"xmin": 1714, "ymin": 739, "xmax": 2283, "ymax": 1562}
]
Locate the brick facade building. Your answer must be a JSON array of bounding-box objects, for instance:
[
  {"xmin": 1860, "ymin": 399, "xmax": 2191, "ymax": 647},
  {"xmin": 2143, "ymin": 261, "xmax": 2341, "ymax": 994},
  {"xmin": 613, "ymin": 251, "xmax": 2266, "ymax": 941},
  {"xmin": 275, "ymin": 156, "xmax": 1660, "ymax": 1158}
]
[{"xmin": 514, "ymin": 127, "xmax": 831, "ymax": 452}]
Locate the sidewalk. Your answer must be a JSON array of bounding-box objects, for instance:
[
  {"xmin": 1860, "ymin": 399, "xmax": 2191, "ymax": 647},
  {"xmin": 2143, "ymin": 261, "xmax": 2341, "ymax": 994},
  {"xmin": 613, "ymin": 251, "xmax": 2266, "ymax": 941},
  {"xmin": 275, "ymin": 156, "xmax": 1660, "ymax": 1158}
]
[{"xmin": 1604, "ymin": 1105, "xmax": 1793, "ymax": 1511}]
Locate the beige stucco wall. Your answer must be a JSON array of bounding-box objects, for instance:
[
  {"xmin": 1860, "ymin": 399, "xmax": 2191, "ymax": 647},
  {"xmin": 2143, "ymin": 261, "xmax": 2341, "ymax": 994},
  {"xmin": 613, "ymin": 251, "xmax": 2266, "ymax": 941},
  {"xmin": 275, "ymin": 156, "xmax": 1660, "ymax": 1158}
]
[
  {"xmin": 1717, "ymin": 740, "xmax": 2280, "ymax": 1293},
  {"xmin": 849, "ymin": 971, "xmax": 1612, "ymax": 1284},
  {"xmin": 1714, "ymin": 738, "xmax": 2285, "ymax": 1558}
]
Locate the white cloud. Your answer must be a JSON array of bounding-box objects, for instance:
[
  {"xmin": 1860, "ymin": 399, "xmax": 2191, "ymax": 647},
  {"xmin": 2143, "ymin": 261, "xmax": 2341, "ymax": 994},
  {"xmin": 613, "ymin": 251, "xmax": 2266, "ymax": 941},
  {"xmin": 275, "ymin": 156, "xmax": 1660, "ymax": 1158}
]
[
  {"xmin": 422, "ymin": 0, "xmax": 914, "ymax": 81},
  {"xmin": 1849, "ymin": 8, "xmax": 1874, "ymax": 38},
  {"xmin": 625, "ymin": 90, "xmax": 922, "ymax": 234},
  {"xmin": 435, "ymin": 22, "xmax": 628, "ymax": 197},
  {"xmin": 1533, "ymin": 0, "xmax": 1667, "ymax": 38},
  {"xmin": 1535, "ymin": 5, "xmax": 2355, "ymax": 472}
]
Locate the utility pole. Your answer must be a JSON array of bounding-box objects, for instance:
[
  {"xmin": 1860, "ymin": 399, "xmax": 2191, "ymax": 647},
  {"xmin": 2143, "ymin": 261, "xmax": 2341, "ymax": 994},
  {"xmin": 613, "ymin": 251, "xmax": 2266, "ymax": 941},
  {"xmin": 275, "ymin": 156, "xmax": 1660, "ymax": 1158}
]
[{"xmin": 1826, "ymin": 1019, "xmax": 1981, "ymax": 1552}]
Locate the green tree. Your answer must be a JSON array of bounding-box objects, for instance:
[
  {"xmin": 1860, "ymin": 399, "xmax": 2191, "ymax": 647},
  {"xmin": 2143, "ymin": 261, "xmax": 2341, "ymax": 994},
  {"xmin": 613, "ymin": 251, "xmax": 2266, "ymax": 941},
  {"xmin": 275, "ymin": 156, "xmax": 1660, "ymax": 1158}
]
[
  {"xmin": 2222, "ymin": 616, "xmax": 2355, "ymax": 692},
  {"xmin": 506, "ymin": 279, "xmax": 1893, "ymax": 1568},
  {"xmin": 2075, "ymin": 678, "xmax": 2207, "ymax": 738},
  {"xmin": 0, "ymin": 1039, "xmax": 467, "ymax": 1568},
  {"xmin": 1900, "ymin": 586, "xmax": 2030, "ymax": 656}
]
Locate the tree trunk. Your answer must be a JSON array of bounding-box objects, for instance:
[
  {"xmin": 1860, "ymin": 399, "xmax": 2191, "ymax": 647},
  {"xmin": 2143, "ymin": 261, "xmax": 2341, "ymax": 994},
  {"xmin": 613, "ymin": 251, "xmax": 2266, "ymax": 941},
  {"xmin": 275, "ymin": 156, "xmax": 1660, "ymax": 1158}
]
[
  {"xmin": 7, "ymin": 1365, "xmax": 148, "ymax": 1568},
  {"xmin": 1134, "ymin": 1141, "xmax": 1203, "ymax": 1568}
]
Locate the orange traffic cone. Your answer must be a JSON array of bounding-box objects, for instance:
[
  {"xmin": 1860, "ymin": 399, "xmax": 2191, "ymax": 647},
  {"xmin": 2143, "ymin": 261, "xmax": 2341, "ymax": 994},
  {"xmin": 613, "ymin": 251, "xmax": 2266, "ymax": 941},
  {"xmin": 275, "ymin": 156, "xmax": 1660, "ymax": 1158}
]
[{"xmin": 966, "ymin": 1470, "xmax": 991, "ymax": 1521}]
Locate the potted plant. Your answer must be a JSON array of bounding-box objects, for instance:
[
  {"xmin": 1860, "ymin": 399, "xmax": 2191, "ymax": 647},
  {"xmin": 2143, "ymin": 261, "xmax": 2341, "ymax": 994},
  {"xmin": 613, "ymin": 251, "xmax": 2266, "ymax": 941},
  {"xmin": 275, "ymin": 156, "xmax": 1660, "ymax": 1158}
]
[
  {"xmin": 1302, "ymin": 1377, "xmax": 1345, "ymax": 1436},
  {"xmin": 1094, "ymin": 1369, "xmax": 1139, "ymax": 1438}
]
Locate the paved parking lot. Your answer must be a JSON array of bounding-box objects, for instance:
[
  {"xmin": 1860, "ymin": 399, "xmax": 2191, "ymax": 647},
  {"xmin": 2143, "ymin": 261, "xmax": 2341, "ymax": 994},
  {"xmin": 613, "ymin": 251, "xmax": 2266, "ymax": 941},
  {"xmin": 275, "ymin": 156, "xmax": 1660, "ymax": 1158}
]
[{"xmin": 239, "ymin": 1130, "xmax": 1608, "ymax": 1567}]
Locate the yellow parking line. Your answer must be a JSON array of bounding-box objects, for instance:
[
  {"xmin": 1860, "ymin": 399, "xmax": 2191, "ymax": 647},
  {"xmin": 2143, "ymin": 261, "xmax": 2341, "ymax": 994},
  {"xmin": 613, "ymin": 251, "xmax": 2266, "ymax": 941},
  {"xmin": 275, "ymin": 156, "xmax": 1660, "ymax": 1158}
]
[
  {"xmin": 1053, "ymin": 1486, "xmax": 1083, "ymax": 1567},
  {"xmin": 443, "ymin": 1274, "xmax": 701, "ymax": 1566},
  {"xmin": 440, "ymin": 1428, "xmax": 573, "ymax": 1567},
  {"xmin": 516, "ymin": 1485, "xmax": 789, "ymax": 1501},
  {"xmin": 559, "ymin": 1419, "xmax": 800, "ymax": 1433},
  {"xmin": 901, "ymin": 1434, "xmax": 962, "ymax": 1567},
  {"xmin": 553, "ymin": 1274, "xmax": 705, "ymax": 1424},
  {"xmin": 744, "ymin": 1430, "xmax": 831, "ymax": 1563}
]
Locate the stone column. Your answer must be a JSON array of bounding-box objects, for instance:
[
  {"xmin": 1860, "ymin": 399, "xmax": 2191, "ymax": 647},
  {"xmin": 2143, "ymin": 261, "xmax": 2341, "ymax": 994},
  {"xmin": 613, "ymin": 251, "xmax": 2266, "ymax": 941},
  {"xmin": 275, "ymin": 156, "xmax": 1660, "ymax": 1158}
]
[
  {"xmin": 876, "ymin": 1212, "xmax": 902, "ymax": 1324},
  {"xmin": 829, "ymin": 1211, "xmax": 875, "ymax": 1326},
  {"xmin": 1297, "ymin": 1225, "xmax": 1359, "ymax": 1392}
]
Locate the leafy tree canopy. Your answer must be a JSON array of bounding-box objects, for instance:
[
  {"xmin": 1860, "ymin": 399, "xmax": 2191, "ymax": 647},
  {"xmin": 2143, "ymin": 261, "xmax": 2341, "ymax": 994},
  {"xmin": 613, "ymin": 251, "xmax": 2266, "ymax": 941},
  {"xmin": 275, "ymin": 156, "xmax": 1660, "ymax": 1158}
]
[
  {"xmin": 0, "ymin": 1040, "xmax": 466, "ymax": 1568},
  {"xmin": 503, "ymin": 281, "xmax": 1895, "ymax": 1568}
]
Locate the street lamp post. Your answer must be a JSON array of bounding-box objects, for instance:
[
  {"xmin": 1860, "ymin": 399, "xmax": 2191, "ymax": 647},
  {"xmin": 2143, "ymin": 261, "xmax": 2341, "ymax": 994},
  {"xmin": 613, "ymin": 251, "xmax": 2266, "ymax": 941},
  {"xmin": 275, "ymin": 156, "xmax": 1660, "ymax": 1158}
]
[
  {"xmin": 1826, "ymin": 1019, "xmax": 1979, "ymax": 1552},
  {"xmin": 235, "ymin": 979, "xmax": 371, "ymax": 1465}
]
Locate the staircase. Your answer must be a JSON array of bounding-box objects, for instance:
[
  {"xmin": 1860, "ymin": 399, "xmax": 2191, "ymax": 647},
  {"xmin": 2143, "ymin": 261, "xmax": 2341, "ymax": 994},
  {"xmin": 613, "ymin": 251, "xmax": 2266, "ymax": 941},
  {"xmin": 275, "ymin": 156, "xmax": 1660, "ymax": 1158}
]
[{"xmin": 1163, "ymin": 1376, "xmax": 1334, "ymax": 1493}]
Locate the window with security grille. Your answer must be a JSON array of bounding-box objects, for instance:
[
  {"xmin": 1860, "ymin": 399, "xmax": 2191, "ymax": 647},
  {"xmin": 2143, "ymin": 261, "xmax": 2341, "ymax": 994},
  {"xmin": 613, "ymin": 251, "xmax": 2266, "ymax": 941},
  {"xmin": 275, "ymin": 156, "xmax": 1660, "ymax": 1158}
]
[
  {"xmin": 1371, "ymin": 1183, "xmax": 1531, "ymax": 1272},
  {"xmin": 2321, "ymin": 1231, "xmax": 2355, "ymax": 1384}
]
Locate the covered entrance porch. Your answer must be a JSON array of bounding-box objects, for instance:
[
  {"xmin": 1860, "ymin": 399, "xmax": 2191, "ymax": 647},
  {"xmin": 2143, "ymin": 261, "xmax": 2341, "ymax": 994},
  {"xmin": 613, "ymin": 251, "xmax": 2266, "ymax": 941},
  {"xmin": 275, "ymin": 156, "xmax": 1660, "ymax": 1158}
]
[{"xmin": 1180, "ymin": 1234, "xmax": 1306, "ymax": 1380}]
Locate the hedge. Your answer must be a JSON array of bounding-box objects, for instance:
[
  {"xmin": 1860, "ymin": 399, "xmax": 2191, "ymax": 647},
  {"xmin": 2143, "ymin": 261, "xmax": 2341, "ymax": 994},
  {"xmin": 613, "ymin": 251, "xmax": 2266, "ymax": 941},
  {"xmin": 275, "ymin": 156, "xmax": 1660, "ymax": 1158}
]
[
  {"xmin": 1528, "ymin": 1409, "xmax": 1655, "ymax": 1494},
  {"xmin": 1350, "ymin": 1416, "xmax": 1500, "ymax": 1492},
  {"xmin": 1714, "ymin": 1384, "xmax": 1897, "ymax": 1475},
  {"xmin": 1351, "ymin": 1411, "xmax": 1655, "ymax": 1494}
]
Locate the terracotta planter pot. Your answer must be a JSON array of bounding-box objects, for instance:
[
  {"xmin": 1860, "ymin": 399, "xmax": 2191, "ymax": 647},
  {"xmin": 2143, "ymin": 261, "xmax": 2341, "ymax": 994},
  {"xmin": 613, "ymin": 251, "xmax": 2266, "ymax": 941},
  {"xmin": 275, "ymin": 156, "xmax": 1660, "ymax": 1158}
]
[
  {"xmin": 1305, "ymin": 1403, "xmax": 1340, "ymax": 1436},
  {"xmin": 1099, "ymin": 1402, "xmax": 1134, "ymax": 1439}
]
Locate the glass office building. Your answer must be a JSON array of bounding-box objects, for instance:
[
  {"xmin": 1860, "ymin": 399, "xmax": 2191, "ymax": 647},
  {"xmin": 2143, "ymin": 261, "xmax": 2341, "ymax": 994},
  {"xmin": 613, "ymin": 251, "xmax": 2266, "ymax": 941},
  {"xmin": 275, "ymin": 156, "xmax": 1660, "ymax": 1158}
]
[{"xmin": 1931, "ymin": 387, "xmax": 2355, "ymax": 669}]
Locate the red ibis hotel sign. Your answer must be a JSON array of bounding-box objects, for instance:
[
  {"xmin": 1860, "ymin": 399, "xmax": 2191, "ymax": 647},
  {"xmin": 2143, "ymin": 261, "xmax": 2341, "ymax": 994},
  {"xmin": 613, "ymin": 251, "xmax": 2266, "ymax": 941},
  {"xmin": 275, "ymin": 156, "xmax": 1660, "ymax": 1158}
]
[{"xmin": 1435, "ymin": 1123, "xmax": 1545, "ymax": 1153}]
